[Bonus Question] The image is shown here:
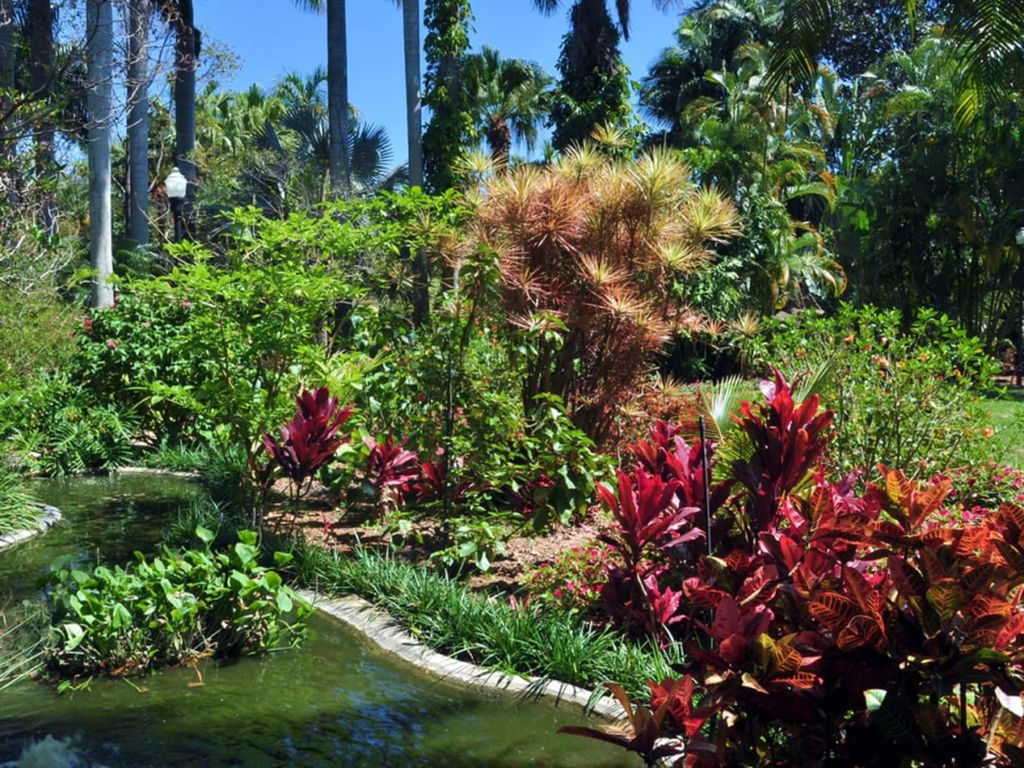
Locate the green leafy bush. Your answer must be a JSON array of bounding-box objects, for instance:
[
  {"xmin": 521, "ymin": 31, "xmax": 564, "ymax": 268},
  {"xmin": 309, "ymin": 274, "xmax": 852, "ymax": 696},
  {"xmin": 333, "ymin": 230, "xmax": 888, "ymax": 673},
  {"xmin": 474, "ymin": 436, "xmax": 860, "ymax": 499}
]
[
  {"xmin": 0, "ymin": 288, "xmax": 77, "ymax": 395},
  {"xmin": 45, "ymin": 529, "xmax": 309, "ymax": 677},
  {"xmin": 761, "ymin": 304, "xmax": 1000, "ymax": 479},
  {"xmin": 0, "ymin": 373, "xmax": 136, "ymax": 476}
]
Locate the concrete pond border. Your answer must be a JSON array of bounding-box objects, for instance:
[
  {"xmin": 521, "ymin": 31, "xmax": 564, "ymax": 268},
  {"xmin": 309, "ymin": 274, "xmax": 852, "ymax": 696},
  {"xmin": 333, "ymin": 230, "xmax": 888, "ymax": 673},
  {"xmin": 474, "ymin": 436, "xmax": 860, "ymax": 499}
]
[
  {"xmin": 0, "ymin": 504, "xmax": 63, "ymax": 553},
  {"xmin": 298, "ymin": 588, "xmax": 628, "ymax": 723}
]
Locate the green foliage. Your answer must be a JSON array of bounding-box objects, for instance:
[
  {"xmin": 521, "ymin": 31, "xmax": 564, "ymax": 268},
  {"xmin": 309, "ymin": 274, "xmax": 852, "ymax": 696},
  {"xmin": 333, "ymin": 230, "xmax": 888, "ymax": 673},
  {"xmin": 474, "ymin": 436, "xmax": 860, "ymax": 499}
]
[
  {"xmin": 0, "ymin": 373, "xmax": 136, "ymax": 477},
  {"xmin": 0, "ymin": 289, "xmax": 77, "ymax": 395},
  {"xmin": 526, "ymin": 543, "xmax": 613, "ymax": 619},
  {"xmin": 423, "ymin": 0, "xmax": 475, "ymax": 191},
  {"xmin": 45, "ymin": 529, "xmax": 309, "ymax": 677},
  {"xmin": 92, "ymin": 206, "xmax": 364, "ymax": 468},
  {"xmin": 761, "ymin": 304, "xmax": 1001, "ymax": 478},
  {"xmin": 295, "ymin": 545, "xmax": 680, "ymax": 697}
]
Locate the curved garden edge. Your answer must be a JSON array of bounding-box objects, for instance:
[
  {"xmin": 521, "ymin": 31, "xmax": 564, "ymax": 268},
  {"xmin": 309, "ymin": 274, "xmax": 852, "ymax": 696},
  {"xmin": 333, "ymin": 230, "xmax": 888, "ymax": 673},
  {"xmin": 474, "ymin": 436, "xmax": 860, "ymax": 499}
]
[
  {"xmin": 298, "ymin": 588, "xmax": 628, "ymax": 723},
  {"xmin": 114, "ymin": 466, "xmax": 203, "ymax": 480},
  {"xmin": 0, "ymin": 504, "xmax": 62, "ymax": 553}
]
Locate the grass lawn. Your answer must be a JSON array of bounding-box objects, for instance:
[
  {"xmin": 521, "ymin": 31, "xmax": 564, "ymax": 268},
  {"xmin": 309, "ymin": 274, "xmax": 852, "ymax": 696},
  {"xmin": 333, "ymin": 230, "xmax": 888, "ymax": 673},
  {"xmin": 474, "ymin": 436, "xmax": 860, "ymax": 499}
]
[{"xmin": 983, "ymin": 389, "xmax": 1024, "ymax": 467}]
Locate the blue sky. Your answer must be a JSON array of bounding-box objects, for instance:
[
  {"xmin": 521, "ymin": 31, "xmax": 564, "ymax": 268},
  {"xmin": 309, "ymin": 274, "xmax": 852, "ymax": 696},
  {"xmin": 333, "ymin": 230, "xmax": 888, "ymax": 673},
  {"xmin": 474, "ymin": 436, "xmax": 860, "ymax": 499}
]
[{"xmin": 195, "ymin": 0, "xmax": 688, "ymax": 160}]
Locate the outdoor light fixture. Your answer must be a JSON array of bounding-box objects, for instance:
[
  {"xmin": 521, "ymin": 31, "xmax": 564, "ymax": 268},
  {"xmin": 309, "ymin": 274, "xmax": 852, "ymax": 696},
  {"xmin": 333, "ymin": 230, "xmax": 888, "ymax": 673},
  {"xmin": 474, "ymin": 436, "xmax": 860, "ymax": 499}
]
[
  {"xmin": 165, "ymin": 166, "xmax": 188, "ymax": 242},
  {"xmin": 1016, "ymin": 226, "xmax": 1024, "ymax": 247}
]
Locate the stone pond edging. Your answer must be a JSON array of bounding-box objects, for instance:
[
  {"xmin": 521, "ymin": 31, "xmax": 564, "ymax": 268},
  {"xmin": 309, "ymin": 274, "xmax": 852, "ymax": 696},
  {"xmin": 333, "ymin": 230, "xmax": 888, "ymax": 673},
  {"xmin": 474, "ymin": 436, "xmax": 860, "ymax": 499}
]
[
  {"xmin": 115, "ymin": 466, "xmax": 203, "ymax": 480},
  {"xmin": 0, "ymin": 504, "xmax": 62, "ymax": 552},
  {"xmin": 298, "ymin": 588, "xmax": 627, "ymax": 723}
]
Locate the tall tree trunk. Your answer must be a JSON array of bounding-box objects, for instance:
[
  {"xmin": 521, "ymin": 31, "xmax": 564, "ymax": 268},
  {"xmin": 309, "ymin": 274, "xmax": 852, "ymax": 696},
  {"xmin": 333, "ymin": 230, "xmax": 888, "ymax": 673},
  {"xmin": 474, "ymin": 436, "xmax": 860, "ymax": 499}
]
[
  {"xmin": 127, "ymin": 0, "xmax": 149, "ymax": 245},
  {"xmin": 87, "ymin": 0, "xmax": 114, "ymax": 308},
  {"xmin": 403, "ymin": 0, "xmax": 429, "ymax": 324},
  {"xmin": 0, "ymin": 0, "xmax": 16, "ymax": 205},
  {"xmin": 326, "ymin": 0, "xmax": 351, "ymax": 194},
  {"xmin": 28, "ymin": 0, "xmax": 56, "ymax": 235},
  {"xmin": 173, "ymin": 0, "xmax": 197, "ymax": 228},
  {"xmin": 403, "ymin": 0, "xmax": 422, "ymax": 188}
]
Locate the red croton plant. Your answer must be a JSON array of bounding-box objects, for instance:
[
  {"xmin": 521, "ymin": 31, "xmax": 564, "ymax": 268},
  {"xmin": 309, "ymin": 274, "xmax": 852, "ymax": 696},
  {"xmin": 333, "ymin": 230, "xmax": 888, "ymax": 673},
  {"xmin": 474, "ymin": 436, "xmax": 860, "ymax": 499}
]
[{"xmin": 567, "ymin": 372, "xmax": 1024, "ymax": 767}]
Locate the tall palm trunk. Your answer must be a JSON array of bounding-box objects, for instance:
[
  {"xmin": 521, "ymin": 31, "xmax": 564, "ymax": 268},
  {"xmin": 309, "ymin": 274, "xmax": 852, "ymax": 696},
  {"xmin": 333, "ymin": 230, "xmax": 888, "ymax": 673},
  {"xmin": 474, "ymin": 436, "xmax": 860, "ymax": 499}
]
[
  {"xmin": 402, "ymin": 0, "xmax": 422, "ymax": 188},
  {"xmin": 326, "ymin": 0, "xmax": 351, "ymax": 194},
  {"xmin": 28, "ymin": 0, "xmax": 56, "ymax": 235},
  {"xmin": 126, "ymin": 0, "xmax": 149, "ymax": 244},
  {"xmin": 402, "ymin": 0, "xmax": 429, "ymax": 324},
  {"xmin": 172, "ymin": 0, "xmax": 197, "ymax": 223},
  {"xmin": 0, "ymin": 0, "xmax": 16, "ymax": 204},
  {"xmin": 87, "ymin": 0, "xmax": 114, "ymax": 308}
]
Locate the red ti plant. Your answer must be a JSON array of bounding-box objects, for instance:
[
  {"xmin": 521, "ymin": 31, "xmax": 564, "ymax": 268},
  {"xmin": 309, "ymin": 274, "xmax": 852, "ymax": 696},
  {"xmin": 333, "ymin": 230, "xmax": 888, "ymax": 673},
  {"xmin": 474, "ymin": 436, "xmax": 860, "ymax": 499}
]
[
  {"xmin": 364, "ymin": 434, "xmax": 420, "ymax": 517},
  {"xmin": 258, "ymin": 387, "xmax": 353, "ymax": 500},
  {"xmin": 412, "ymin": 459, "xmax": 474, "ymax": 505},
  {"xmin": 732, "ymin": 370, "xmax": 834, "ymax": 533}
]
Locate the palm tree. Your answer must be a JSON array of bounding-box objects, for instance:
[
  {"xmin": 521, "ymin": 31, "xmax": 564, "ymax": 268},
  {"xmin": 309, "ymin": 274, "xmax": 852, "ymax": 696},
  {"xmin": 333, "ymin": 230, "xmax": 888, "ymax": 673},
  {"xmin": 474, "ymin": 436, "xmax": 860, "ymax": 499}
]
[
  {"xmin": 640, "ymin": 0, "xmax": 781, "ymax": 141},
  {"xmin": 126, "ymin": 0, "xmax": 150, "ymax": 244},
  {"xmin": 277, "ymin": 71, "xmax": 405, "ymax": 199},
  {"xmin": 86, "ymin": 0, "xmax": 114, "ymax": 307},
  {"xmin": 765, "ymin": 0, "xmax": 1024, "ymax": 129},
  {"xmin": 0, "ymin": 0, "xmax": 16, "ymax": 201},
  {"xmin": 160, "ymin": 0, "xmax": 199, "ymax": 229},
  {"xmin": 463, "ymin": 46, "xmax": 551, "ymax": 164},
  {"xmin": 28, "ymin": 0, "xmax": 56, "ymax": 235},
  {"xmin": 531, "ymin": 0, "xmax": 679, "ymax": 40},
  {"xmin": 389, "ymin": 0, "xmax": 422, "ymax": 188},
  {"xmin": 296, "ymin": 0, "xmax": 352, "ymax": 194}
]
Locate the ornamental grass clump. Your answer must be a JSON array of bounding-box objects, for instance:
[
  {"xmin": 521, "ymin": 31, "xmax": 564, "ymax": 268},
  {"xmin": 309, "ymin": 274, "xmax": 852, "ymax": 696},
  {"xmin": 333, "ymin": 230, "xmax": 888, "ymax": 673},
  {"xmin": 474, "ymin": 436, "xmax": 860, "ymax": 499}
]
[{"xmin": 474, "ymin": 145, "xmax": 739, "ymax": 443}]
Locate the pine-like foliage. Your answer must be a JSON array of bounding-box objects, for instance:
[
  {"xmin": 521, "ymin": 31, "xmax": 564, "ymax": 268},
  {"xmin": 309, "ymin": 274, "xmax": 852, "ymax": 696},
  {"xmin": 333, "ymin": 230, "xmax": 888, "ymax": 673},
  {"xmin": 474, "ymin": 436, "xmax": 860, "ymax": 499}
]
[{"xmin": 474, "ymin": 145, "xmax": 740, "ymax": 443}]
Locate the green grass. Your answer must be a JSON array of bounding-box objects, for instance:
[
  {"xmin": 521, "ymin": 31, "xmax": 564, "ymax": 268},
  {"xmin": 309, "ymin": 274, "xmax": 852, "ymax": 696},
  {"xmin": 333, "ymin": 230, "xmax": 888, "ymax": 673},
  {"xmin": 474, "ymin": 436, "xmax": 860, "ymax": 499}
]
[
  {"xmin": 0, "ymin": 603, "xmax": 46, "ymax": 690},
  {"xmin": 0, "ymin": 468, "xmax": 40, "ymax": 536},
  {"xmin": 294, "ymin": 545, "xmax": 678, "ymax": 699},
  {"xmin": 982, "ymin": 391, "xmax": 1024, "ymax": 468}
]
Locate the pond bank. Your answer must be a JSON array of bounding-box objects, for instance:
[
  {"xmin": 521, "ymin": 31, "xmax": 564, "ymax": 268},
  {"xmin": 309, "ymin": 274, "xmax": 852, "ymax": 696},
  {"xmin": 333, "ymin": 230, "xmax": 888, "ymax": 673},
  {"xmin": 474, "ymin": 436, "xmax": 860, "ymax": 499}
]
[
  {"xmin": 0, "ymin": 505, "xmax": 62, "ymax": 553},
  {"xmin": 300, "ymin": 588, "xmax": 625, "ymax": 722}
]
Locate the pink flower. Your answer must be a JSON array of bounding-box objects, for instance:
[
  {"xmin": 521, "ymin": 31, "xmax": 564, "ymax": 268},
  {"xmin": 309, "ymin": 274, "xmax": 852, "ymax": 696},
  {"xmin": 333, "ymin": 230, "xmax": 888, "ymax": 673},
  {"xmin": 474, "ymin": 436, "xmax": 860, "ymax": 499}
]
[
  {"xmin": 181, "ymin": 300, "xmax": 191, "ymax": 309},
  {"xmin": 83, "ymin": 317, "xmax": 93, "ymax": 333},
  {"xmin": 435, "ymin": 446, "xmax": 445, "ymax": 456},
  {"xmin": 107, "ymin": 340, "xmax": 118, "ymax": 349}
]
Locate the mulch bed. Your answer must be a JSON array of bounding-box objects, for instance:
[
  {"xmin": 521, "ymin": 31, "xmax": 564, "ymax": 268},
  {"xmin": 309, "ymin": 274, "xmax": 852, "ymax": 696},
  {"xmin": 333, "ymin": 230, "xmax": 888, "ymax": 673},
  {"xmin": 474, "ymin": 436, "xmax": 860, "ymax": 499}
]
[{"xmin": 262, "ymin": 481, "xmax": 606, "ymax": 594}]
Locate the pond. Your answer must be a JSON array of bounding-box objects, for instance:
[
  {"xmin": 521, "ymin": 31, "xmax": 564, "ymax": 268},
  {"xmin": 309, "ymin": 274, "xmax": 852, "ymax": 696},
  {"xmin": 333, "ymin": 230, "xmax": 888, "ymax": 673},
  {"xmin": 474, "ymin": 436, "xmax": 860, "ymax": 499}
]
[{"xmin": 0, "ymin": 475, "xmax": 630, "ymax": 767}]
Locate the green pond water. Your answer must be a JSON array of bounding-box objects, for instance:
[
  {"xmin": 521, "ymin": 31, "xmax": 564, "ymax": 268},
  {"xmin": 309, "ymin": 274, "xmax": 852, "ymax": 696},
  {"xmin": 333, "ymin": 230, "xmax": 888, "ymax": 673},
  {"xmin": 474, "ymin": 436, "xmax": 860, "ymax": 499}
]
[{"xmin": 0, "ymin": 475, "xmax": 630, "ymax": 767}]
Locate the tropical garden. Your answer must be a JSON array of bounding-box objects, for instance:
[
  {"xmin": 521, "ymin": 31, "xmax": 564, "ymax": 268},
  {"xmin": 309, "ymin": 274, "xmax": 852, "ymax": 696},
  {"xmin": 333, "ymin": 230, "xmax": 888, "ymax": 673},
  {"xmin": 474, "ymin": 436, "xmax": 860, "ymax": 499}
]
[{"xmin": 1, "ymin": 0, "xmax": 1024, "ymax": 765}]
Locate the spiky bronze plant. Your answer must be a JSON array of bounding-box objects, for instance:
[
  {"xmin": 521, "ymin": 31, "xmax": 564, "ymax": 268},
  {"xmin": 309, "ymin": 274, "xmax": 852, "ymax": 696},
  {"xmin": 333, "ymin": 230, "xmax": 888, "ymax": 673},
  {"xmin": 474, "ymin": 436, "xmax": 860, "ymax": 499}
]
[{"xmin": 474, "ymin": 145, "xmax": 739, "ymax": 443}]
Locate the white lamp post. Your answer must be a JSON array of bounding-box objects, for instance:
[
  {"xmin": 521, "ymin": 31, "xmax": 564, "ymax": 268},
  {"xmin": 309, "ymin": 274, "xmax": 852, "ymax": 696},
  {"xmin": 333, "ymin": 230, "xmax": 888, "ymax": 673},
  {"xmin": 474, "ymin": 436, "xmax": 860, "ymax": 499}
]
[{"xmin": 165, "ymin": 166, "xmax": 188, "ymax": 242}]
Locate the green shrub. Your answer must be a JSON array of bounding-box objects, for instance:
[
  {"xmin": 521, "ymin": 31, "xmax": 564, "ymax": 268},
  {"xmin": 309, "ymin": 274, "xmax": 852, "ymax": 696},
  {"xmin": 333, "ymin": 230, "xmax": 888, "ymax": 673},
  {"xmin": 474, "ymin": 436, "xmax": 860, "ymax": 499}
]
[
  {"xmin": 0, "ymin": 288, "xmax": 77, "ymax": 394},
  {"xmin": 45, "ymin": 529, "xmax": 309, "ymax": 677},
  {"xmin": 761, "ymin": 304, "xmax": 1000, "ymax": 479},
  {"xmin": 0, "ymin": 373, "xmax": 136, "ymax": 476}
]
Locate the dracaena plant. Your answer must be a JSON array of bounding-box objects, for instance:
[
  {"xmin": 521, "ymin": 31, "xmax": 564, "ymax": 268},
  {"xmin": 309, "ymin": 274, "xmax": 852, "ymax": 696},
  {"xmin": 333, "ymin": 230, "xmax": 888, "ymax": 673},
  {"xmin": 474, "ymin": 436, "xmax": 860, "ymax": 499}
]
[
  {"xmin": 364, "ymin": 434, "xmax": 421, "ymax": 518},
  {"xmin": 253, "ymin": 388, "xmax": 353, "ymax": 521}
]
